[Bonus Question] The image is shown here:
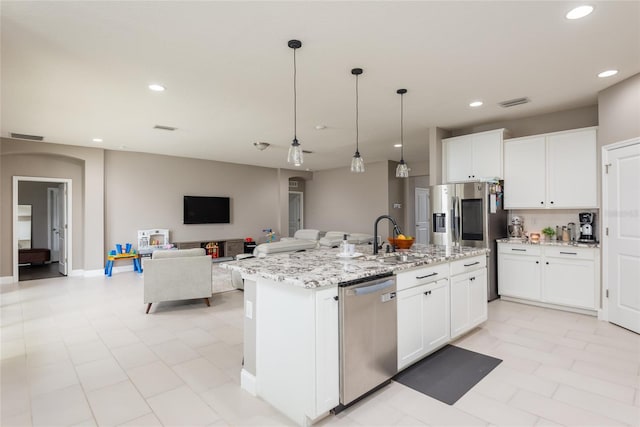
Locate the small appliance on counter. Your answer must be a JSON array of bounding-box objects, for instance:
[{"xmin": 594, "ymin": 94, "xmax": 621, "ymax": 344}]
[
  {"xmin": 508, "ymin": 216, "xmax": 525, "ymax": 240},
  {"xmin": 578, "ymin": 212, "xmax": 596, "ymax": 243},
  {"xmin": 567, "ymin": 222, "xmax": 577, "ymax": 242}
]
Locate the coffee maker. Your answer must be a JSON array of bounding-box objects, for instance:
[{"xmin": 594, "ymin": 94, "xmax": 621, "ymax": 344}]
[{"xmin": 578, "ymin": 212, "xmax": 596, "ymax": 243}]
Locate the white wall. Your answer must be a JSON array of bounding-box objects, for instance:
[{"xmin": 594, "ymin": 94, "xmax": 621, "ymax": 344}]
[
  {"xmin": 305, "ymin": 161, "xmax": 389, "ymax": 237},
  {"xmin": 104, "ymin": 150, "xmax": 281, "ymax": 250}
]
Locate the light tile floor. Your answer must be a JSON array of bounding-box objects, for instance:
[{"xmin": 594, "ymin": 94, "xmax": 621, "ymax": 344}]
[{"xmin": 1, "ymin": 271, "xmax": 639, "ymax": 426}]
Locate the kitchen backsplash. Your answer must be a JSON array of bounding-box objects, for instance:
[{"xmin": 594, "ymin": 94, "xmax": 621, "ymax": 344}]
[{"xmin": 507, "ymin": 209, "xmax": 599, "ymax": 240}]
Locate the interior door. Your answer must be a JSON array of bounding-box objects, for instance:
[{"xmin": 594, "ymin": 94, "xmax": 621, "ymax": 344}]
[
  {"xmin": 57, "ymin": 183, "xmax": 68, "ymax": 275},
  {"xmin": 415, "ymin": 187, "xmax": 429, "ymax": 245},
  {"xmin": 48, "ymin": 187, "xmax": 60, "ymax": 262},
  {"xmin": 606, "ymin": 140, "xmax": 640, "ymax": 333},
  {"xmin": 288, "ymin": 191, "xmax": 303, "ymax": 237}
]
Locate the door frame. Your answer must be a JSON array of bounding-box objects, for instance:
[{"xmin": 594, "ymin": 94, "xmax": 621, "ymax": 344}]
[
  {"xmin": 288, "ymin": 191, "xmax": 304, "ymax": 235},
  {"xmin": 47, "ymin": 187, "xmax": 61, "ymax": 262},
  {"xmin": 12, "ymin": 176, "xmax": 72, "ymax": 282},
  {"xmin": 600, "ymin": 136, "xmax": 640, "ymax": 322}
]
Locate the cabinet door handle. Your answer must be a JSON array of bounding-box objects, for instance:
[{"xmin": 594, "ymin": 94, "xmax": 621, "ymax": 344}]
[
  {"xmin": 550, "ymin": 201, "xmax": 554, "ymax": 204},
  {"xmin": 559, "ymin": 251, "xmax": 577, "ymax": 255},
  {"xmin": 536, "ymin": 261, "xmax": 539, "ymax": 264},
  {"xmin": 470, "ymin": 277, "xmax": 476, "ymax": 282},
  {"xmin": 424, "ymin": 290, "xmax": 432, "ymax": 296},
  {"xmin": 540, "ymin": 201, "xmax": 544, "ymax": 205},
  {"xmin": 512, "ymin": 248, "xmax": 526, "ymax": 252},
  {"xmin": 546, "ymin": 261, "xmax": 549, "ymax": 265},
  {"xmin": 464, "ymin": 261, "xmax": 480, "ymax": 267},
  {"xmin": 333, "ymin": 296, "xmax": 339, "ymax": 301},
  {"xmin": 417, "ymin": 272, "xmax": 438, "ymax": 279}
]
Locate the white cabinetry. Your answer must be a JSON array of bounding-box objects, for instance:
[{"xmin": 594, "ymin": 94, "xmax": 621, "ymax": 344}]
[
  {"xmin": 542, "ymin": 247, "xmax": 597, "ymax": 310},
  {"xmin": 443, "ymin": 128, "xmax": 506, "ymax": 183},
  {"xmin": 397, "ymin": 263, "xmax": 450, "ymax": 370},
  {"xmin": 255, "ymin": 280, "xmax": 338, "ymax": 425},
  {"xmin": 498, "ymin": 243, "xmax": 599, "ymax": 312},
  {"xmin": 504, "ymin": 127, "xmax": 597, "ymax": 209},
  {"xmin": 449, "ymin": 255, "xmax": 488, "ymax": 340},
  {"xmin": 498, "ymin": 244, "xmax": 542, "ymax": 300}
]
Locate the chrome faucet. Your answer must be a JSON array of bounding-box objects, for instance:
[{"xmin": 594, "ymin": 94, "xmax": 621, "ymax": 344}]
[{"xmin": 373, "ymin": 215, "xmax": 402, "ymax": 254}]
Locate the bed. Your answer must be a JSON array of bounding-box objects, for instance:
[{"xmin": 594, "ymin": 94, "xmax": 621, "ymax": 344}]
[{"xmin": 19, "ymin": 248, "xmax": 51, "ymax": 264}]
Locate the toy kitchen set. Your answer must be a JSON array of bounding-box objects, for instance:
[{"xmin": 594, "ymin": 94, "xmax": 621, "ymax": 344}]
[{"xmin": 137, "ymin": 229, "xmax": 173, "ymax": 263}]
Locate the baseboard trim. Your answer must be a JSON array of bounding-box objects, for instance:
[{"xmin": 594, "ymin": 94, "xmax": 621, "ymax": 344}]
[
  {"xmin": 69, "ymin": 269, "xmax": 85, "ymax": 277},
  {"xmin": 500, "ymin": 296, "xmax": 597, "ymax": 317},
  {"xmin": 0, "ymin": 276, "xmax": 16, "ymax": 285},
  {"xmin": 110, "ymin": 265, "xmax": 142, "ymax": 275},
  {"xmin": 240, "ymin": 369, "xmax": 257, "ymax": 396}
]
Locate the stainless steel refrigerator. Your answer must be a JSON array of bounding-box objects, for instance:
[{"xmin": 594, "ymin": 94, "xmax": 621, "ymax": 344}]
[{"xmin": 430, "ymin": 182, "xmax": 508, "ymax": 301}]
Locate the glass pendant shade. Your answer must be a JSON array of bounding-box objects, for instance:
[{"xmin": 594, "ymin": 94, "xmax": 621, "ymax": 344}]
[
  {"xmin": 351, "ymin": 151, "xmax": 365, "ymax": 173},
  {"xmin": 288, "ymin": 138, "xmax": 303, "ymax": 166},
  {"xmin": 395, "ymin": 88, "xmax": 409, "ymax": 178},
  {"xmin": 395, "ymin": 159, "xmax": 409, "ymax": 178},
  {"xmin": 287, "ymin": 39, "xmax": 303, "ymax": 166},
  {"xmin": 350, "ymin": 68, "xmax": 365, "ymax": 173}
]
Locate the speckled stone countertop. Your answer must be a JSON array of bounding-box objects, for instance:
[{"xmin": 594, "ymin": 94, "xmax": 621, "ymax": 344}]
[
  {"xmin": 221, "ymin": 244, "xmax": 488, "ymax": 289},
  {"xmin": 496, "ymin": 238, "xmax": 599, "ymax": 248}
]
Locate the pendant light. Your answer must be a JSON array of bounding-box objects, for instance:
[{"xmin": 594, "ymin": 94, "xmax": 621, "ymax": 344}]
[
  {"xmin": 395, "ymin": 88, "xmax": 409, "ymax": 178},
  {"xmin": 287, "ymin": 39, "xmax": 303, "ymax": 166},
  {"xmin": 350, "ymin": 68, "xmax": 365, "ymax": 173}
]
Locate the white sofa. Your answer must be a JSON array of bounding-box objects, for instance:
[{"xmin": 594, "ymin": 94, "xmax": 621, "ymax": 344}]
[
  {"xmin": 253, "ymin": 229, "xmax": 321, "ymax": 256},
  {"xmin": 143, "ymin": 248, "xmax": 212, "ymax": 313},
  {"xmin": 319, "ymin": 231, "xmax": 375, "ymax": 247}
]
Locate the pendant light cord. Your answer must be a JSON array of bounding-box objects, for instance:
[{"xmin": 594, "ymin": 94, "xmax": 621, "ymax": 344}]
[
  {"xmin": 293, "ymin": 47, "xmax": 297, "ymax": 141},
  {"xmin": 400, "ymin": 92, "xmax": 404, "ymax": 161},
  {"xmin": 355, "ymin": 73, "xmax": 359, "ymax": 152}
]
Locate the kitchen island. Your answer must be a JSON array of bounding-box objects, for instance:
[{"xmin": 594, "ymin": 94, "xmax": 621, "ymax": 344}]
[{"xmin": 222, "ymin": 244, "xmax": 489, "ymax": 426}]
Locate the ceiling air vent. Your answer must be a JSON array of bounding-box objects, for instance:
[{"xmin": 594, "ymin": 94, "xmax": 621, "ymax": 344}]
[
  {"xmin": 153, "ymin": 125, "xmax": 177, "ymax": 131},
  {"xmin": 498, "ymin": 97, "xmax": 530, "ymax": 108},
  {"xmin": 10, "ymin": 132, "xmax": 44, "ymax": 141}
]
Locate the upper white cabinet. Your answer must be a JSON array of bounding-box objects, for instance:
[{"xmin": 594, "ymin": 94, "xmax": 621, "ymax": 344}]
[
  {"xmin": 504, "ymin": 127, "xmax": 597, "ymax": 209},
  {"xmin": 443, "ymin": 128, "xmax": 507, "ymax": 183}
]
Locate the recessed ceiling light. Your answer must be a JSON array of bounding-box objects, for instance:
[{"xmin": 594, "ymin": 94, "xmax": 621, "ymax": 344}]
[
  {"xmin": 598, "ymin": 69, "xmax": 618, "ymax": 78},
  {"xmin": 315, "ymin": 125, "xmax": 327, "ymax": 130},
  {"xmin": 394, "ymin": 144, "xmax": 402, "ymax": 148},
  {"xmin": 148, "ymin": 84, "xmax": 166, "ymax": 92},
  {"xmin": 566, "ymin": 5, "xmax": 594, "ymax": 20},
  {"xmin": 92, "ymin": 138, "xmax": 103, "ymax": 143},
  {"xmin": 469, "ymin": 101, "xmax": 483, "ymax": 107}
]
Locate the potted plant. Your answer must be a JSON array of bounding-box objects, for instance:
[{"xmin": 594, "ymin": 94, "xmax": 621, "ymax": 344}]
[{"xmin": 541, "ymin": 227, "xmax": 555, "ymax": 241}]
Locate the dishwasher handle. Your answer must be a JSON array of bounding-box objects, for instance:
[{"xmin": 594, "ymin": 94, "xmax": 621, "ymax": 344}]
[{"xmin": 351, "ymin": 279, "xmax": 395, "ymax": 296}]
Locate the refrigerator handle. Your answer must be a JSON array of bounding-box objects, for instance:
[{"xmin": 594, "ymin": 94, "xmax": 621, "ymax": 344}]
[{"xmin": 452, "ymin": 196, "xmax": 461, "ymax": 244}]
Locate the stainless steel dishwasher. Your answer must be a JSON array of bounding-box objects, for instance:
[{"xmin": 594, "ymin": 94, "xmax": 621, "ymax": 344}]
[{"xmin": 338, "ymin": 273, "xmax": 397, "ymax": 406}]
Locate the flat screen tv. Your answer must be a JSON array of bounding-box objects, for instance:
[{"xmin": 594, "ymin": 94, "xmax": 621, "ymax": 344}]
[{"xmin": 183, "ymin": 196, "xmax": 230, "ymax": 224}]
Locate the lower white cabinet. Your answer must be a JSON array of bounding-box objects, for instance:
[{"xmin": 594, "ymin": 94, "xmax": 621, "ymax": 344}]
[
  {"xmin": 498, "ymin": 243, "xmax": 599, "ymax": 311},
  {"xmin": 498, "ymin": 245, "xmax": 542, "ymax": 300},
  {"xmin": 450, "ymin": 264, "xmax": 488, "ymax": 340},
  {"xmin": 397, "ymin": 278, "xmax": 450, "ymax": 370}
]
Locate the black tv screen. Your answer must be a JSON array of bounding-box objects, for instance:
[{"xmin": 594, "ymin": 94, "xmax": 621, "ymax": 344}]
[{"xmin": 183, "ymin": 196, "xmax": 230, "ymax": 224}]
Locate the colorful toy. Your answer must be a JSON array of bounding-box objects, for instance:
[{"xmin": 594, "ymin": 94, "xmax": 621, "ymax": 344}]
[
  {"xmin": 262, "ymin": 228, "xmax": 275, "ymax": 243},
  {"xmin": 105, "ymin": 243, "xmax": 142, "ymax": 277}
]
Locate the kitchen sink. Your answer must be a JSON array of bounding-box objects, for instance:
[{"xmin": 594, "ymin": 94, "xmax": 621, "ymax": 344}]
[{"xmin": 378, "ymin": 253, "xmax": 424, "ymax": 265}]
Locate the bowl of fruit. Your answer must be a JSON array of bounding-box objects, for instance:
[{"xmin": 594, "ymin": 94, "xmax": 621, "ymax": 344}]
[{"xmin": 388, "ymin": 234, "xmax": 415, "ymax": 250}]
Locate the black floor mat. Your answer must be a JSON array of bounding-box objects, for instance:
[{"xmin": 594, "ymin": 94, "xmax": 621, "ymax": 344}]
[{"xmin": 393, "ymin": 345, "xmax": 502, "ymax": 405}]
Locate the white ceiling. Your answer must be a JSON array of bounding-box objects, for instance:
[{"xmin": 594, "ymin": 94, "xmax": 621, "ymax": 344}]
[{"xmin": 2, "ymin": 1, "xmax": 639, "ymax": 171}]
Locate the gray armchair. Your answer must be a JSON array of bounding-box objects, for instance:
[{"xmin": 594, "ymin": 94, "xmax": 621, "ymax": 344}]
[{"xmin": 143, "ymin": 248, "xmax": 212, "ymax": 313}]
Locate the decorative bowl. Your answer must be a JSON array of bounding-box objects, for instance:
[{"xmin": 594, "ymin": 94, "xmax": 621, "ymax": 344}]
[{"xmin": 388, "ymin": 237, "xmax": 415, "ymax": 250}]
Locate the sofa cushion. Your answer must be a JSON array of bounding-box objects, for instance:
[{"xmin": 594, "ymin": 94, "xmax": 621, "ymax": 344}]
[
  {"xmin": 152, "ymin": 248, "xmax": 205, "ymax": 259},
  {"xmin": 292, "ymin": 229, "xmax": 321, "ymax": 240},
  {"xmin": 254, "ymin": 239, "xmax": 318, "ymax": 255}
]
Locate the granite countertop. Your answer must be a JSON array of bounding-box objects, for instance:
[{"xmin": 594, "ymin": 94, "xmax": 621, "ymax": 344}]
[
  {"xmin": 496, "ymin": 238, "xmax": 599, "ymax": 248},
  {"xmin": 221, "ymin": 244, "xmax": 488, "ymax": 289}
]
